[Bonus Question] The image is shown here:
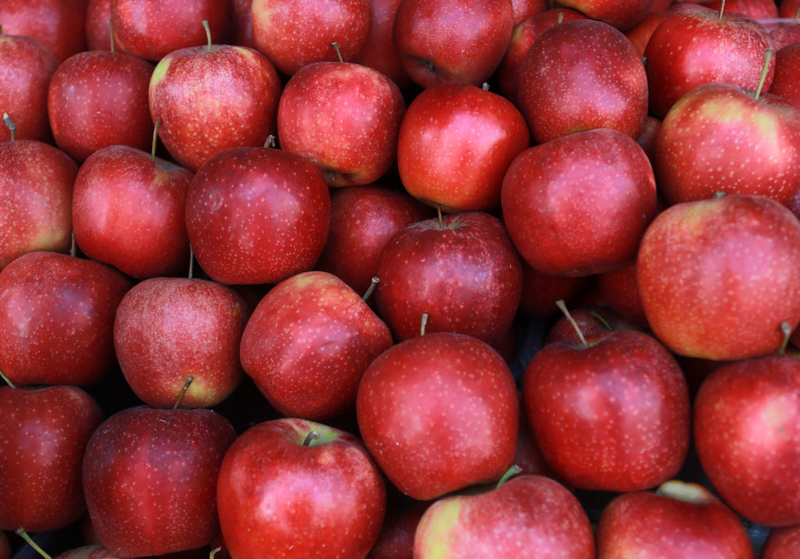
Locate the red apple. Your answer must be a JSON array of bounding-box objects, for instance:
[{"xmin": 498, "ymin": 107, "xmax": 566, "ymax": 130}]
[
  {"xmin": 396, "ymin": 81, "xmax": 529, "ymax": 211},
  {"xmin": 762, "ymin": 525, "xmax": 800, "ymax": 558},
  {"xmin": 518, "ymin": 264, "xmax": 592, "ymax": 317},
  {"xmin": 231, "ymin": 0, "xmax": 255, "ymax": 48},
  {"xmin": 625, "ymin": 10, "xmax": 671, "ymax": 55},
  {"xmin": 251, "ymin": 0, "xmax": 371, "ymax": 75},
  {"xmin": 375, "ymin": 211, "xmax": 523, "ymax": 348},
  {"xmin": 511, "ymin": 0, "xmax": 547, "ymax": 23},
  {"xmin": 85, "ymin": 0, "xmax": 111, "ymax": 51},
  {"xmin": 0, "ymin": 385, "xmax": 103, "ymax": 532},
  {"xmin": 781, "ymin": 0, "xmax": 800, "ymax": 18},
  {"xmin": 72, "ymin": 145, "xmax": 193, "ymax": 279},
  {"xmin": 0, "ymin": 0, "xmax": 87, "ymax": 61},
  {"xmin": 501, "ymin": 128, "xmax": 657, "ymax": 276},
  {"xmin": 523, "ymin": 328, "xmax": 690, "ymax": 491},
  {"xmin": 185, "ymin": 146, "xmax": 331, "ymax": 285},
  {"xmin": 355, "ymin": 0, "xmax": 413, "ymax": 89},
  {"xmin": 366, "ymin": 502, "xmax": 427, "ymax": 559},
  {"xmin": 554, "ymin": 0, "xmax": 655, "ymax": 29},
  {"xmin": 635, "ymin": 115, "xmax": 661, "ymax": 163},
  {"xmin": 544, "ymin": 305, "xmax": 646, "ymax": 345},
  {"xmin": 770, "ymin": 22, "xmax": 800, "ymax": 49},
  {"xmin": 770, "ymin": 42, "xmax": 800, "ymax": 110},
  {"xmin": 0, "ymin": 252, "xmax": 132, "ymax": 386},
  {"xmin": 239, "ymin": 271, "xmax": 393, "ymax": 420},
  {"xmin": 596, "ymin": 480, "xmax": 754, "ymax": 558},
  {"xmin": 277, "ymin": 61, "xmax": 405, "ymax": 186},
  {"xmin": 518, "ymin": 19, "xmax": 648, "ymax": 144},
  {"xmin": 694, "ymin": 355, "xmax": 800, "ymax": 526},
  {"xmin": 149, "ymin": 39, "xmax": 282, "ymax": 173},
  {"xmin": 597, "ymin": 262, "xmax": 649, "ymax": 326},
  {"xmin": 0, "ymin": 32, "xmax": 59, "ymax": 142},
  {"xmin": 83, "ymin": 406, "xmax": 236, "ymax": 558},
  {"xmin": 392, "ymin": 0, "xmax": 514, "ymax": 88},
  {"xmin": 706, "ymin": 0, "xmax": 779, "ymax": 20},
  {"xmin": 414, "ymin": 474, "xmax": 595, "ymax": 558},
  {"xmin": 357, "ymin": 332, "xmax": 519, "ymax": 500},
  {"xmin": 114, "ymin": 277, "xmax": 249, "ymax": 409},
  {"xmin": 0, "ymin": 139, "xmax": 76, "ymax": 271},
  {"xmin": 637, "ymin": 194, "xmax": 800, "ymax": 360},
  {"xmin": 216, "ymin": 418, "xmax": 386, "ymax": 559}
]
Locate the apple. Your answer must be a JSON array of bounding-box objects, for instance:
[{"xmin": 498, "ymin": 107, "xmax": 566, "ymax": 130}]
[
  {"xmin": 374, "ymin": 211, "xmax": 523, "ymax": 349},
  {"xmin": 706, "ymin": 0, "xmax": 779, "ymax": 21},
  {"xmin": 518, "ymin": 19, "xmax": 648, "ymax": 144},
  {"xmin": 644, "ymin": 8, "xmax": 774, "ymax": 118},
  {"xmin": 0, "ymin": 385, "xmax": 104, "ymax": 533},
  {"xmin": 0, "ymin": 32, "xmax": 59, "ymax": 142},
  {"xmin": 625, "ymin": 11, "xmax": 670, "ymax": 55},
  {"xmin": 511, "ymin": 0, "xmax": 547, "ymax": 23},
  {"xmin": 239, "ymin": 270, "xmax": 393, "ymax": 421},
  {"xmin": 597, "ymin": 262, "xmax": 649, "ymax": 326},
  {"xmin": 522, "ymin": 327, "xmax": 690, "ymax": 492},
  {"xmin": 47, "ymin": 48, "xmax": 154, "ymax": 162},
  {"xmin": 781, "ymin": 0, "xmax": 800, "ymax": 18},
  {"xmin": 251, "ymin": 0, "xmax": 371, "ymax": 75},
  {"xmin": 114, "ymin": 277, "xmax": 249, "ymax": 409},
  {"xmin": 554, "ymin": 0, "xmax": 655, "ymax": 30},
  {"xmin": 365, "ymin": 503, "xmax": 426, "ymax": 559},
  {"xmin": 277, "ymin": 61, "xmax": 406, "ymax": 186},
  {"xmin": 396, "ymin": 81, "xmax": 529, "ymax": 212},
  {"xmin": 414, "ymin": 474, "xmax": 594, "ymax": 559},
  {"xmin": 596, "ymin": 480, "xmax": 754, "ymax": 558},
  {"xmin": 637, "ymin": 194, "xmax": 800, "ymax": 360},
  {"xmin": 217, "ymin": 417, "xmax": 386, "ymax": 559},
  {"xmin": 694, "ymin": 354, "xmax": 800, "ymax": 526},
  {"xmin": 543, "ymin": 304, "xmax": 646, "ymax": 345},
  {"xmin": 0, "ymin": 251, "xmax": 132, "ymax": 386},
  {"xmin": 501, "ymin": 128, "xmax": 657, "ymax": 276},
  {"xmin": 355, "ymin": 0, "xmax": 413, "ymax": 90},
  {"xmin": 149, "ymin": 32, "xmax": 282, "ymax": 172},
  {"xmin": 185, "ymin": 146, "xmax": 331, "ymax": 285},
  {"xmin": 111, "ymin": 0, "xmax": 232, "ymax": 62},
  {"xmin": 0, "ymin": 139, "xmax": 76, "ymax": 271},
  {"xmin": 518, "ymin": 263, "xmax": 592, "ymax": 317},
  {"xmin": 635, "ymin": 115, "xmax": 661, "ymax": 163},
  {"xmin": 762, "ymin": 525, "xmax": 800, "ymax": 558},
  {"xmin": 770, "ymin": 20, "xmax": 800, "ymax": 49},
  {"xmin": 770, "ymin": 42, "xmax": 800, "ymax": 110},
  {"xmin": 392, "ymin": 0, "xmax": 514, "ymax": 88},
  {"xmin": 231, "ymin": 0, "xmax": 255, "ymax": 48},
  {"xmin": 83, "ymin": 406, "xmax": 237, "ymax": 558},
  {"xmin": 357, "ymin": 331, "xmax": 519, "ymax": 500},
  {"xmin": 72, "ymin": 145, "xmax": 193, "ymax": 279},
  {"xmin": 85, "ymin": 0, "xmax": 111, "ymax": 51},
  {"xmin": 0, "ymin": 0, "xmax": 87, "ymax": 61}
]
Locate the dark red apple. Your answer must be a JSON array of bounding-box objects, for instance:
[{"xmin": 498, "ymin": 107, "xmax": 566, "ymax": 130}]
[
  {"xmin": 85, "ymin": 0, "xmax": 111, "ymax": 51},
  {"xmin": 216, "ymin": 418, "xmax": 386, "ymax": 559},
  {"xmin": 762, "ymin": 525, "xmax": 800, "ymax": 558},
  {"xmin": 185, "ymin": 146, "xmax": 331, "ymax": 285},
  {"xmin": 554, "ymin": 0, "xmax": 655, "ymax": 29},
  {"xmin": 770, "ymin": 42, "xmax": 800, "ymax": 110},
  {"xmin": 544, "ymin": 305, "xmax": 646, "ymax": 346},
  {"xmin": 707, "ymin": 0, "xmax": 779, "ymax": 20},
  {"xmin": 83, "ymin": 406, "xmax": 236, "ymax": 558},
  {"xmin": 598, "ymin": 262, "xmax": 648, "ymax": 326},
  {"xmin": 625, "ymin": 10, "xmax": 671, "ymax": 55},
  {"xmin": 355, "ymin": 0, "xmax": 413, "ymax": 89},
  {"xmin": 518, "ymin": 263, "xmax": 592, "ymax": 317},
  {"xmin": 231, "ymin": 0, "xmax": 255, "ymax": 48},
  {"xmin": 0, "ymin": 385, "xmax": 103, "ymax": 532},
  {"xmin": 357, "ymin": 332, "xmax": 519, "ymax": 500},
  {"xmin": 0, "ymin": 0, "xmax": 87, "ymax": 61},
  {"xmin": 770, "ymin": 22, "xmax": 800, "ymax": 49}
]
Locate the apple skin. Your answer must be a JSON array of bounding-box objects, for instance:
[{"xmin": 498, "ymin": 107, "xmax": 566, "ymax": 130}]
[
  {"xmin": 393, "ymin": 0, "xmax": 514, "ymax": 88},
  {"xmin": 523, "ymin": 329, "xmax": 690, "ymax": 492},
  {"xmin": 0, "ymin": 32, "xmax": 59, "ymax": 142},
  {"xmin": 0, "ymin": 252, "xmax": 133, "ymax": 386},
  {"xmin": 597, "ymin": 262, "xmax": 649, "ymax": 326},
  {"xmin": 149, "ymin": 43, "xmax": 281, "ymax": 173},
  {"xmin": 655, "ymin": 82, "xmax": 800, "ymax": 205},
  {"xmin": 0, "ymin": 0, "xmax": 87, "ymax": 62},
  {"xmin": 694, "ymin": 355, "xmax": 800, "ymax": 526},
  {"xmin": 374, "ymin": 211, "xmax": 523, "ymax": 349},
  {"xmin": 501, "ymin": 128, "xmax": 657, "ymax": 277},
  {"xmin": 396, "ymin": 81, "xmax": 530, "ymax": 212},
  {"xmin": 85, "ymin": 0, "xmax": 111, "ymax": 51},
  {"xmin": 414, "ymin": 475, "xmax": 594, "ymax": 559},
  {"xmin": 365, "ymin": 502, "xmax": 427, "ymax": 559},
  {"xmin": 111, "ymin": 0, "xmax": 232, "ymax": 62},
  {"xmin": 47, "ymin": 50, "xmax": 154, "ymax": 162},
  {"xmin": 596, "ymin": 480, "xmax": 754, "ymax": 558},
  {"xmin": 519, "ymin": 19, "xmax": 648, "ymax": 144},
  {"xmin": 637, "ymin": 194, "xmax": 800, "ymax": 361},
  {"xmin": 239, "ymin": 271, "xmax": 393, "ymax": 421},
  {"xmin": 544, "ymin": 305, "xmax": 646, "ymax": 346},
  {"xmin": 72, "ymin": 145, "xmax": 193, "ymax": 279},
  {"xmin": 554, "ymin": 0, "xmax": 655, "ymax": 30},
  {"xmin": 770, "ymin": 42, "xmax": 800, "ymax": 111},
  {"xmin": 644, "ymin": 9, "xmax": 775, "ymax": 118},
  {"xmin": 762, "ymin": 525, "xmax": 800, "ymax": 559},
  {"xmin": 0, "ymin": 385, "xmax": 104, "ymax": 533},
  {"xmin": 185, "ymin": 147, "xmax": 331, "ymax": 285},
  {"xmin": 114, "ymin": 277, "xmax": 249, "ymax": 409},
  {"xmin": 0, "ymin": 532, "xmax": 8, "ymax": 559},
  {"xmin": 217, "ymin": 418, "xmax": 386, "ymax": 559},
  {"xmin": 707, "ymin": 0, "xmax": 778, "ymax": 21},
  {"xmin": 83, "ymin": 406, "xmax": 236, "ymax": 558},
  {"xmin": 625, "ymin": 11, "xmax": 670, "ymax": 56},
  {"xmin": 277, "ymin": 61, "xmax": 406, "ymax": 186},
  {"xmin": 357, "ymin": 332, "xmax": 519, "ymax": 500},
  {"xmin": 355, "ymin": 0, "xmax": 413, "ymax": 90},
  {"xmin": 518, "ymin": 264, "xmax": 592, "ymax": 317},
  {"xmin": 315, "ymin": 184, "xmax": 433, "ymax": 297},
  {"xmin": 231, "ymin": 0, "xmax": 256, "ymax": 48},
  {"xmin": 251, "ymin": 0, "xmax": 371, "ymax": 76},
  {"xmin": 0, "ymin": 140, "xmax": 76, "ymax": 271}
]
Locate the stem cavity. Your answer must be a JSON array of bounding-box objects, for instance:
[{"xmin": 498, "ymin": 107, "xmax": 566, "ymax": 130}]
[{"xmin": 362, "ymin": 277, "xmax": 380, "ymax": 302}]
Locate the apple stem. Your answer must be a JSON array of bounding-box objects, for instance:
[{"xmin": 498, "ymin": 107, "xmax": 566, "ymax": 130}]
[
  {"xmin": 779, "ymin": 321, "xmax": 792, "ymax": 355},
  {"xmin": 754, "ymin": 49, "xmax": 773, "ymax": 101},
  {"xmin": 0, "ymin": 368, "xmax": 16, "ymax": 389},
  {"xmin": 362, "ymin": 276, "xmax": 380, "ymax": 302},
  {"xmin": 3, "ymin": 113, "xmax": 16, "ymax": 141},
  {"xmin": 331, "ymin": 42, "xmax": 344, "ymax": 63},
  {"xmin": 420, "ymin": 313, "xmax": 429, "ymax": 336},
  {"xmin": 796, "ymin": 7, "xmax": 799, "ymax": 24},
  {"xmin": 590, "ymin": 310, "xmax": 612, "ymax": 330},
  {"xmin": 14, "ymin": 529, "xmax": 53, "ymax": 559},
  {"xmin": 264, "ymin": 134, "xmax": 276, "ymax": 148},
  {"xmin": 303, "ymin": 431, "xmax": 320, "ymax": 446},
  {"xmin": 482, "ymin": 82, "xmax": 490, "ymax": 91},
  {"xmin": 718, "ymin": 0, "xmax": 726, "ymax": 18},
  {"xmin": 173, "ymin": 375, "xmax": 195, "ymax": 409},
  {"xmin": 151, "ymin": 120, "xmax": 161, "ymax": 162},
  {"xmin": 713, "ymin": 191, "xmax": 726, "ymax": 198},
  {"xmin": 496, "ymin": 464, "xmax": 522, "ymax": 489},
  {"xmin": 437, "ymin": 204, "xmax": 444, "ymax": 229},
  {"xmin": 557, "ymin": 11, "xmax": 564, "ymax": 24},
  {"xmin": 188, "ymin": 244, "xmax": 194, "ymax": 279},
  {"xmin": 108, "ymin": 18, "xmax": 115, "ymax": 53},
  {"xmin": 210, "ymin": 547, "xmax": 222, "ymax": 559},
  {"xmin": 70, "ymin": 231, "xmax": 76, "ymax": 257},
  {"xmin": 202, "ymin": 20, "xmax": 212, "ymax": 53},
  {"xmin": 556, "ymin": 299, "xmax": 588, "ymax": 348}
]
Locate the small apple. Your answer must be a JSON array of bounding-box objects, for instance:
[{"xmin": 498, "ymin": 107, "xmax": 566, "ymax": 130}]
[{"xmin": 762, "ymin": 525, "xmax": 800, "ymax": 559}]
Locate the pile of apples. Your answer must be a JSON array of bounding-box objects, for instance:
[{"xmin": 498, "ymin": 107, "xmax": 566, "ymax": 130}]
[{"xmin": 2, "ymin": 0, "xmax": 800, "ymax": 557}]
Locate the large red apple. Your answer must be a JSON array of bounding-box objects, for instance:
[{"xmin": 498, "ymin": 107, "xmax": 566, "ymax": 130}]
[
  {"xmin": 637, "ymin": 194, "xmax": 800, "ymax": 360},
  {"xmin": 216, "ymin": 418, "xmax": 386, "ymax": 559},
  {"xmin": 355, "ymin": 0, "xmax": 412, "ymax": 90},
  {"xmin": 0, "ymin": 0, "xmax": 87, "ymax": 61},
  {"xmin": 357, "ymin": 332, "xmax": 519, "ymax": 500}
]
